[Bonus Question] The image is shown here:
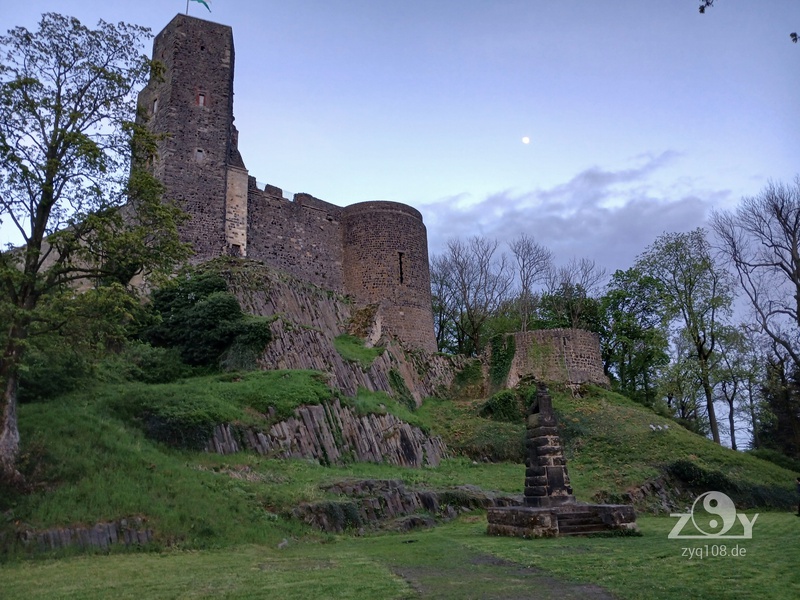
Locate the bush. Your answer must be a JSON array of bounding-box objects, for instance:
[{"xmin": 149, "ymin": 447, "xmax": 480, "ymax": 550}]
[
  {"xmin": 479, "ymin": 390, "xmax": 525, "ymax": 423},
  {"xmin": 145, "ymin": 272, "xmax": 271, "ymax": 368}
]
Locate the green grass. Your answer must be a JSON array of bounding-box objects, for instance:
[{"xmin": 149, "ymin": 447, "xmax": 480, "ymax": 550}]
[
  {"xmin": 4, "ymin": 513, "xmax": 799, "ymax": 599},
  {"xmin": 333, "ymin": 334, "xmax": 384, "ymax": 369}
]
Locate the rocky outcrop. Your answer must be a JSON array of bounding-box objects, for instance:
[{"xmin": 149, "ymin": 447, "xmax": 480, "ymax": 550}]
[
  {"xmin": 216, "ymin": 259, "xmax": 458, "ymax": 404},
  {"xmin": 292, "ymin": 479, "xmax": 522, "ymax": 533},
  {"xmin": 205, "ymin": 399, "xmax": 447, "ymax": 468},
  {"xmin": 5, "ymin": 517, "xmax": 153, "ymax": 553}
]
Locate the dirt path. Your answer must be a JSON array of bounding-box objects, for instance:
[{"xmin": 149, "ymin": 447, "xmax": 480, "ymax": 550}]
[{"xmin": 388, "ymin": 545, "xmax": 617, "ymax": 599}]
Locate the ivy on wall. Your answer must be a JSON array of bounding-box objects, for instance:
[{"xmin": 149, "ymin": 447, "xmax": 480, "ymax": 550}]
[{"xmin": 488, "ymin": 334, "xmax": 516, "ymax": 390}]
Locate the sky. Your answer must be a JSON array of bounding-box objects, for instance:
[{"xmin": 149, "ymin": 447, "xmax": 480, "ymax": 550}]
[{"xmin": 3, "ymin": 0, "xmax": 799, "ymax": 279}]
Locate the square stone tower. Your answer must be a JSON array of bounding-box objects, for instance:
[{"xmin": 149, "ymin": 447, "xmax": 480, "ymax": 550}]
[{"xmin": 137, "ymin": 14, "xmax": 248, "ymax": 260}]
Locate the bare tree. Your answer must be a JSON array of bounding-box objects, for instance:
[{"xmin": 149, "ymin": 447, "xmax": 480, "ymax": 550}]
[
  {"xmin": 712, "ymin": 178, "xmax": 800, "ymax": 374},
  {"xmin": 509, "ymin": 233, "xmax": 552, "ymax": 332},
  {"xmin": 541, "ymin": 257, "xmax": 606, "ymax": 330},
  {"xmin": 432, "ymin": 237, "xmax": 514, "ymax": 356}
]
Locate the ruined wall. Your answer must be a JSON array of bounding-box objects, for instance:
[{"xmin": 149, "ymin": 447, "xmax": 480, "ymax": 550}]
[
  {"xmin": 342, "ymin": 202, "xmax": 437, "ymax": 353},
  {"xmin": 137, "ymin": 15, "xmax": 236, "ymax": 261},
  {"xmin": 506, "ymin": 328, "xmax": 609, "ymax": 387},
  {"xmin": 245, "ymin": 183, "xmax": 345, "ymax": 292}
]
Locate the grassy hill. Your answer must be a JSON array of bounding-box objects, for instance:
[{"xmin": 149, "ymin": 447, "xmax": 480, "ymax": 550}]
[
  {"xmin": 3, "ymin": 370, "xmax": 800, "ymax": 598},
  {"xmin": 2, "ymin": 371, "xmax": 795, "ymax": 556}
]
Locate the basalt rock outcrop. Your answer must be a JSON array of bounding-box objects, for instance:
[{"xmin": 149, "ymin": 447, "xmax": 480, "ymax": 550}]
[
  {"xmin": 293, "ymin": 479, "xmax": 522, "ymax": 533},
  {"xmin": 214, "ymin": 259, "xmax": 459, "ymax": 404},
  {"xmin": 205, "ymin": 398, "xmax": 447, "ymax": 468},
  {"xmin": 3, "ymin": 517, "xmax": 153, "ymax": 553}
]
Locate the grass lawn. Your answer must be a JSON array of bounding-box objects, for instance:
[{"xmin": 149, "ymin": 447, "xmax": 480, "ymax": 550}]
[{"xmin": 5, "ymin": 512, "xmax": 799, "ymax": 599}]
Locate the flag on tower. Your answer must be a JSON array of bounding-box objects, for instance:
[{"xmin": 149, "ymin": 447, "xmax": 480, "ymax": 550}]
[{"xmin": 190, "ymin": 0, "xmax": 212, "ymax": 12}]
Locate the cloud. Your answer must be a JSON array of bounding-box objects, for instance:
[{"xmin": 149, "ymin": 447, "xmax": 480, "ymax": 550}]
[{"xmin": 422, "ymin": 151, "xmax": 731, "ymax": 277}]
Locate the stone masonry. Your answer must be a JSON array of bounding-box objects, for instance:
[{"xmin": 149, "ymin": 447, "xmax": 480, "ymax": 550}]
[
  {"xmin": 487, "ymin": 384, "xmax": 637, "ymax": 537},
  {"xmin": 137, "ymin": 14, "xmax": 437, "ymax": 352},
  {"xmin": 506, "ymin": 328, "xmax": 609, "ymax": 387}
]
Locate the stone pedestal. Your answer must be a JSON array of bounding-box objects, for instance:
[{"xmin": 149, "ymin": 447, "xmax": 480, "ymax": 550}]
[{"xmin": 487, "ymin": 383, "xmax": 638, "ymax": 538}]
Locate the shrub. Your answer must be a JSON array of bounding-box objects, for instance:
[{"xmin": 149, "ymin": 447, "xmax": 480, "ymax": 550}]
[
  {"xmin": 479, "ymin": 390, "xmax": 525, "ymax": 423},
  {"xmin": 145, "ymin": 272, "xmax": 271, "ymax": 368}
]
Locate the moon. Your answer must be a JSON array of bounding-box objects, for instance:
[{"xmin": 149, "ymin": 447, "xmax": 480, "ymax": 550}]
[{"xmin": 521, "ymin": 136, "xmax": 530, "ymax": 144}]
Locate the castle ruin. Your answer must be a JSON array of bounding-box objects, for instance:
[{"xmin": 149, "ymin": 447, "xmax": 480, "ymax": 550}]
[
  {"xmin": 137, "ymin": 14, "xmax": 608, "ymax": 387},
  {"xmin": 137, "ymin": 14, "xmax": 437, "ymax": 352}
]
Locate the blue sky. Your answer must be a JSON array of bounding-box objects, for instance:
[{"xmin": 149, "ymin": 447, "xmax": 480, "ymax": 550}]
[{"xmin": 3, "ymin": 1, "xmax": 799, "ymax": 276}]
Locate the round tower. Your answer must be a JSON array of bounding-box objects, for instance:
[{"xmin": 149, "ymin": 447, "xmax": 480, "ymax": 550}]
[{"xmin": 342, "ymin": 201, "xmax": 437, "ymax": 353}]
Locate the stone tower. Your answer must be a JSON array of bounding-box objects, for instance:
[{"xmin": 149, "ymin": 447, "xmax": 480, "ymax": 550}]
[
  {"xmin": 136, "ymin": 14, "xmax": 247, "ymax": 260},
  {"xmin": 137, "ymin": 15, "xmax": 437, "ymax": 353},
  {"xmin": 342, "ymin": 202, "xmax": 437, "ymax": 352}
]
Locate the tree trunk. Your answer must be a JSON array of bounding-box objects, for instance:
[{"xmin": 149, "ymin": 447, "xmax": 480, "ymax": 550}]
[
  {"xmin": 0, "ymin": 368, "xmax": 21, "ymax": 483},
  {"xmin": 727, "ymin": 399, "xmax": 737, "ymax": 451},
  {"xmin": 0, "ymin": 334, "xmax": 26, "ymax": 483},
  {"xmin": 702, "ymin": 378, "xmax": 721, "ymax": 444}
]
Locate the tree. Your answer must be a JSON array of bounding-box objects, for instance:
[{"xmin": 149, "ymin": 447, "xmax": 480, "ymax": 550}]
[
  {"xmin": 430, "ymin": 237, "xmax": 514, "ymax": 356},
  {"xmin": 712, "ymin": 178, "xmax": 800, "ymax": 374},
  {"xmin": 713, "ymin": 325, "xmax": 762, "ymax": 451},
  {"xmin": 636, "ymin": 229, "xmax": 734, "ymax": 444},
  {"xmin": 660, "ymin": 333, "xmax": 710, "ymax": 436},
  {"xmin": 0, "ymin": 14, "xmax": 188, "ymax": 482},
  {"xmin": 599, "ymin": 267, "xmax": 670, "ymax": 407},
  {"xmin": 508, "ymin": 233, "xmax": 552, "ymax": 332},
  {"xmin": 537, "ymin": 258, "xmax": 605, "ymax": 331},
  {"xmin": 757, "ymin": 351, "xmax": 800, "ymax": 459}
]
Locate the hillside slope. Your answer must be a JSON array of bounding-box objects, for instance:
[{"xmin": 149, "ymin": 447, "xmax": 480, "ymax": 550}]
[{"xmin": 1, "ymin": 371, "xmax": 795, "ymax": 557}]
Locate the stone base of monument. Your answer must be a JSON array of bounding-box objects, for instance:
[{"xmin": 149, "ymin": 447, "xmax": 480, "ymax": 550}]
[{"xmin": 487, "ymin": 502, "xmax": 638, "ymax": 538}]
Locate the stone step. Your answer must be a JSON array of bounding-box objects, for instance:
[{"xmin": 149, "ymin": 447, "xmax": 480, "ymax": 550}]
[
  {"xmin": 558, "ymin": 524, "xmax": 613, "ymax": 535},
  {"xmin": 557, "ymin": 513, "xmax": 603, "ymax": 523}
]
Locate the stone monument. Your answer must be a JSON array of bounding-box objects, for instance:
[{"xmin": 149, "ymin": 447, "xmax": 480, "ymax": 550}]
[{"xmin": 487, "ymin": 384, "xmax": 637, "ymax": 537}]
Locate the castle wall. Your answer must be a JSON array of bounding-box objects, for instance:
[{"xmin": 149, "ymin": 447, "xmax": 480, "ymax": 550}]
[
  {"xmin": 246, "ymin": 183, "xmax": 345, "ymax": 292},
  {"xmin": 507, "ymin": 328, "xmax": 608, "ymax": 387},
  {"xmin": 342, "ymin": 202, "xmax": 437, "ymax": 353}
]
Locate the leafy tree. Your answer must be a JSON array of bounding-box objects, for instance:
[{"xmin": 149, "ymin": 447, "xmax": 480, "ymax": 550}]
[
  {"xmin": 661, "ymin": 334, "xmax": 710, "ymax": 436},
  {"xmin": 599, "ymin": 268, "xmax": 670, "ymax": 407},
  {"xmin": 757, "ymin": 353, "xmax": 800, "ymax": 459},
  {"xmin": 713, "ymin": 325, "xmax": 762, "ymax": 451},
  {"xmin": 0, "ymin": 14, "xmax": 189, "ymax": 482},
  {"xmin": 636, "ymin": 229, "xmax": 734, "ymax": 444}
]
